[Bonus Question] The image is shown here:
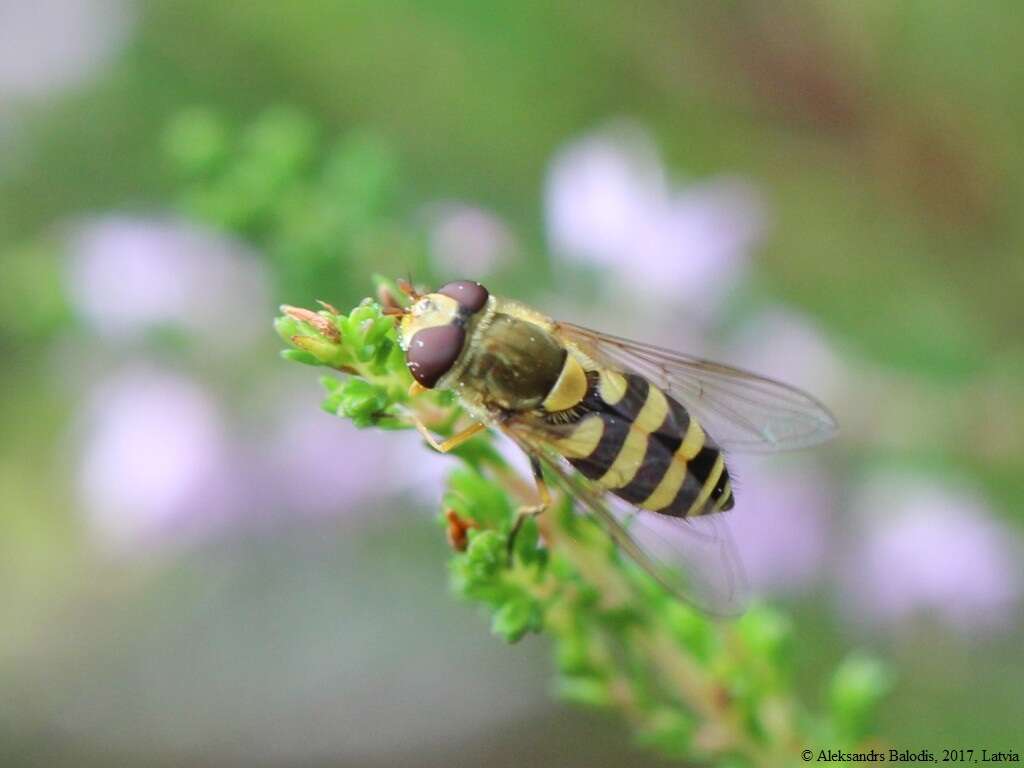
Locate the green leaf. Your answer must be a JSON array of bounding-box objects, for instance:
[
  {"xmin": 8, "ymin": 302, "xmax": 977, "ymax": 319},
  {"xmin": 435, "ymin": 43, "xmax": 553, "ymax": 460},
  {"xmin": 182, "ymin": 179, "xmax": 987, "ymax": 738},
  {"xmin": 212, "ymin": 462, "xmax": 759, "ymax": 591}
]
[
  {"xmin": 663, "ymin": 600, "xmax": 715, "ymax": 664},
  {"xmin": 829, "ymin": 653, "xmax": 893, "ymax": 743},
  {"xmin": 241, "ymin": 106, "xmax": 319, "ymax": 180},
  {"xmin": 163, "ymin": 107, "xmax": 228, "ymax": 177},
  {"xmin": 280, "ymin": 348, "xmax": 320, "ymax": 365},
  {"xmin": 736, "ymin": 604, "xmax": 794, "ymax": 675},
  {"xmin": 491, "ymin": 595, "xmax": 540, "ymax": 643},
  {"xmin": 464, "ymin": 529, "xmax": 505, "ymax": 573},
  {"xmin": 444, "ymin": 468, "xmax": 513, "ymax": 528},
  {"xmin": 634, "ymin": 708, "xmax": 695, "ymax": 759},
  {"xmin": 336, "ymin": 379, "xmax": 390, "ymax": 427},
  {"xmin": 274, "ymin": 315, "xmax": 302, "ymax": 342},
  {"xmin": 555, "ymin": 630, "xmax": 598, "ymax": 676},
  {"xmin": 555, "ymin": 674, "xmax": 612, "ymax": 709}
]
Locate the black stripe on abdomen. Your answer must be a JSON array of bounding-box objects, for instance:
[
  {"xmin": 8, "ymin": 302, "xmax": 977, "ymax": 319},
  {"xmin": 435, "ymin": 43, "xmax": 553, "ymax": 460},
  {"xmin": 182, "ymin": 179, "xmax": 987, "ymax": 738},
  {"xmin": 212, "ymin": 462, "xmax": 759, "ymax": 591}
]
[
  {"xmin": 651, "ymin": 395, "xmax": 690, "ymax": 456},
  {"xmin": 569, "ymin": 414, "xmax": 629, "ymax": 480},
  {"xmin": 659, "ymin": 444, "xmax": 731, "ymax": 517},
  {"xmin": 568, "ymin": 373, "xmax": 648, "ymax": 481},
  {"xmin": 614, "ymin": 438, "xmax": 668, "ymax": 504},
  {"xmin": 612, "ymin": 395, "xmax": 678, "ymax": 503},
  {"xmin": 613, "ymin": 390, "xmax": 690, "ymax": 505}
]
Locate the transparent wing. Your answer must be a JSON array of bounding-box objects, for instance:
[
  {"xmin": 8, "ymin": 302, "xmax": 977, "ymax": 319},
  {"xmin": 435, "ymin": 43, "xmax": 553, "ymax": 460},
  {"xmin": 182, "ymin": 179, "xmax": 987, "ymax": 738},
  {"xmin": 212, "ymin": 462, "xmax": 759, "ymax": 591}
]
[
  {"xmin": 502, "ymin": 426, "xmax": 748, "ymax": 617},
  {"xmin": 556, "ymin": 321, "xmax": 838, "ymax": 453}
]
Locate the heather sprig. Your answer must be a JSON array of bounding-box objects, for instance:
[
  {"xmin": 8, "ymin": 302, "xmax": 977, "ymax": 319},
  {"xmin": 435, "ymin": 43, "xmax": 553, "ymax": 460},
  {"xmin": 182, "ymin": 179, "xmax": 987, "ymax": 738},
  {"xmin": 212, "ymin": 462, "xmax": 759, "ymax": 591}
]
[{"xmin": 274, "ymin": 290, "xmax": 891, "ymax": 766}]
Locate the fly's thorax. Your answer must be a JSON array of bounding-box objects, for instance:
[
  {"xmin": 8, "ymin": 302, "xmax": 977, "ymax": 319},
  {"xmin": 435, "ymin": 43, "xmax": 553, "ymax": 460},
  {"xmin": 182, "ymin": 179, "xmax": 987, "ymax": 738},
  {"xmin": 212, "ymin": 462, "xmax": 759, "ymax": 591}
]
[
  {"xmin": 457, "ymin": 311, "xmax": 569, "ymax": 412},
  {"xmin": 398, "ymin": 280, "xmax": 491, "ymax": 389}
]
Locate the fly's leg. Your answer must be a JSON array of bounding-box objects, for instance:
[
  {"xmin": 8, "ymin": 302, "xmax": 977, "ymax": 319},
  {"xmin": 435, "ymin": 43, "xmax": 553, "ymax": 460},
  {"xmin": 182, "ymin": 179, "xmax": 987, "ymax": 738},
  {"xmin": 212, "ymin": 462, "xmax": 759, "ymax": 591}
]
[
  {"xmin": 413, "ymin": 418, "xmax": 487, "ymax": 453},
  {"xmin": 507, "ymin": 454, "xmax": 550, "ymax": 564}
]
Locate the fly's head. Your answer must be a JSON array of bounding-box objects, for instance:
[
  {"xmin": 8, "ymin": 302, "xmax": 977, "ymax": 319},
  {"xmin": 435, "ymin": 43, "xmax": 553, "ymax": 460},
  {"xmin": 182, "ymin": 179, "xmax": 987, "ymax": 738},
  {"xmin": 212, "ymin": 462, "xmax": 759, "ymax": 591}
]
[{"xmin": 394, "ymin": 280, "xmax": 490, "ymax": 389}]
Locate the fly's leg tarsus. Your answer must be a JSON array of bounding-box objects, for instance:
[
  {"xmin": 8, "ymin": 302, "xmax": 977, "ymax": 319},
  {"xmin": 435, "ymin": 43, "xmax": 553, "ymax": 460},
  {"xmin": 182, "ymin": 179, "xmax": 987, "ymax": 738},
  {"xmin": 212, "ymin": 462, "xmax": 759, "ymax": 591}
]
[
  {"xmin": 507, "ymin": 455, "xmax": 551, "ymax": 564},
  {"xmin": 414, "ymin": 418, "xmax": 487, "ymax": 453}
]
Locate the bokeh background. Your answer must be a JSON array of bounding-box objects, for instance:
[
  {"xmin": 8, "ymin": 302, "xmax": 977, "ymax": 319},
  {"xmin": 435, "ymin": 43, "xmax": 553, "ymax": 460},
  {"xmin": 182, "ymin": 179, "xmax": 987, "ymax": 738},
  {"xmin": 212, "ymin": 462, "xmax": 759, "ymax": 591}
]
[{"xmin": 2, "ymin": 2, "xmax": 1023, "ymax": 765}]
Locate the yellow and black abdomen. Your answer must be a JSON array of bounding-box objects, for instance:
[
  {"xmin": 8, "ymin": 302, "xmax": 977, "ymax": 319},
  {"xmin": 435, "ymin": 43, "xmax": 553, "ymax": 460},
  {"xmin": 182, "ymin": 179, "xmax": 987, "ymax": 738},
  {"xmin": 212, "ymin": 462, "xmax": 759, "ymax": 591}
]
[{"xmin": 544, "ymin": 367, "xmax": 734, "ymax": 517}]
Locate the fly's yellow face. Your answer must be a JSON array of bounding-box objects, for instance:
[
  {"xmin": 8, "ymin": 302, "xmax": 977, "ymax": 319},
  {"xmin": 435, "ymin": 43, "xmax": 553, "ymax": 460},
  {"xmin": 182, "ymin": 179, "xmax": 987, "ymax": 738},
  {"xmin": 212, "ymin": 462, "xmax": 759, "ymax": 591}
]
[{"xmin": 398, "ymin": 293, "xmax": 462, "ymax": 349}]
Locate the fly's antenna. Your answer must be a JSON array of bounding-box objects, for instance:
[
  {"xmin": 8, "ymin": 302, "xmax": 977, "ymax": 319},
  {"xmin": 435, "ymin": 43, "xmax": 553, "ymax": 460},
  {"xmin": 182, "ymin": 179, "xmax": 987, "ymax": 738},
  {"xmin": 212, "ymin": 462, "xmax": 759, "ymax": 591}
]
[
  {"xmin": 378, "ymin": 281, "xmax": 408, "ymax": 317},
  {"xmin": 396, "ymin": 277, "xmax": 421, "ymax": 301},
  {"xmin": 378, "ymin": 276, "xmax": 417, "ymax": 318}
]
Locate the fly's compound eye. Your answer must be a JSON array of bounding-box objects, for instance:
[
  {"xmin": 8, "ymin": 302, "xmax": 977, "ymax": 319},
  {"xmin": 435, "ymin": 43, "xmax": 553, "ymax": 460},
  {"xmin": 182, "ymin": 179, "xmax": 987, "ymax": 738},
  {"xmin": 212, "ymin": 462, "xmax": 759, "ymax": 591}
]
[
  {"xmin": 406, "ymin": 324, "xmax": 466, "ymax": 388},
  {"xmin": 437, "ymin": 280, "xmax": 489, "ymax": 314}
]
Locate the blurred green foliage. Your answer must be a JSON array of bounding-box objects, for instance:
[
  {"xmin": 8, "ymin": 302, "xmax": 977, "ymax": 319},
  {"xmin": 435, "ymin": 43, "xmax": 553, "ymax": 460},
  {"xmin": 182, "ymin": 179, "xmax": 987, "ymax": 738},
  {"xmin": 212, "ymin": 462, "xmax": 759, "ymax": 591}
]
[{"xmin": 167, "ymin": 107, "xmax": 427, "ymax": 307}]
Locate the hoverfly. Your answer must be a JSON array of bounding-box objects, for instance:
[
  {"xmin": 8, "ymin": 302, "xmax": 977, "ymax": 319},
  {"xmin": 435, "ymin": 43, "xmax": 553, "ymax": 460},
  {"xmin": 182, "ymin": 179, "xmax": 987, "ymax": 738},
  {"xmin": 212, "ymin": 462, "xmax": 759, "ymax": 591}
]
[{"xmin": 390, "ymin": 279, "xmax": 837, "ymax": 615}]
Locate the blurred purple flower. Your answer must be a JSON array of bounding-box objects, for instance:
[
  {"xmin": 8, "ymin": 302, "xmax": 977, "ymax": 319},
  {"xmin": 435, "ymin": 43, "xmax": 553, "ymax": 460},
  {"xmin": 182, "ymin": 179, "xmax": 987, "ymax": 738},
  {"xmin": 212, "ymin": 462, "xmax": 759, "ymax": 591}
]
[
  {"xmin": 256, "ymin": 397, "xmax": 451, "ymax": 523},
  {"xmin": 75, "ymin": 367, "xmax": 238, "ymax": 552},
  {"xmin": 74, "ymin": 365, "xmax": 456, "ymax": 555},
  {"xmin": 841, "ymin": 475, "xmax": 1021, "ymax": 636},
  {"xmin": 545, "ymin": 123, "xmax": 766, "ymax": 318},
  {"xmin": 423, "ymin": 201, "xmax": 517, "ymax": 277},
  {"xmin": 0, "ymin": 0, "xmax": 133, "ymax": 103},
  {"xmin": 64, "ymin": 215, "xmax": 269, "ymax": 349},
  {"xmin": 727, "ymin": 457, "xmax": 834, "ymax": 595}
]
